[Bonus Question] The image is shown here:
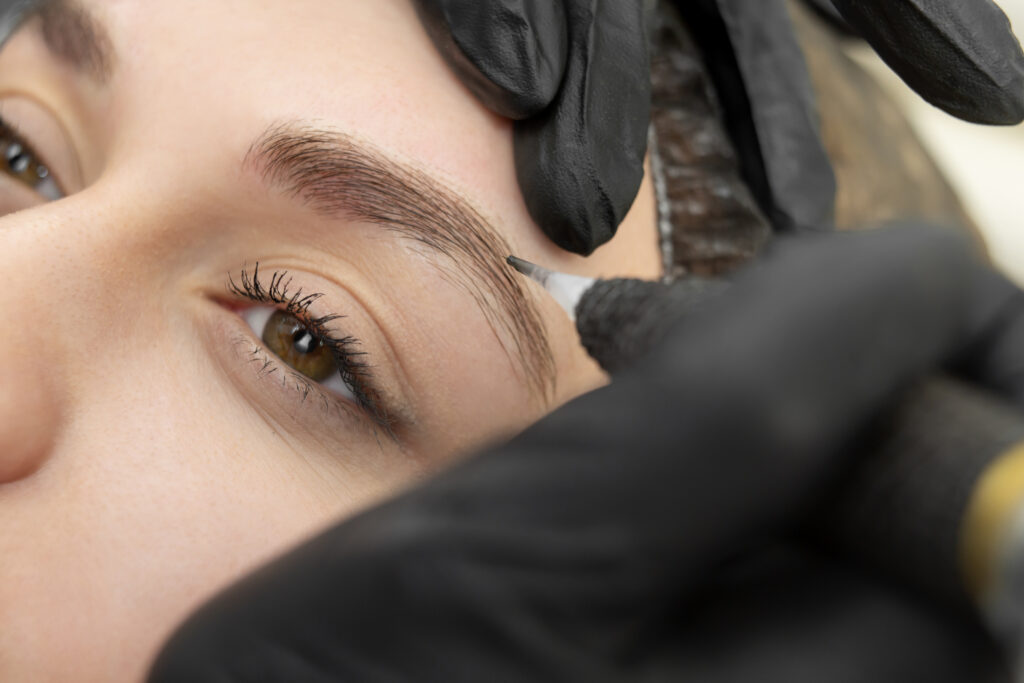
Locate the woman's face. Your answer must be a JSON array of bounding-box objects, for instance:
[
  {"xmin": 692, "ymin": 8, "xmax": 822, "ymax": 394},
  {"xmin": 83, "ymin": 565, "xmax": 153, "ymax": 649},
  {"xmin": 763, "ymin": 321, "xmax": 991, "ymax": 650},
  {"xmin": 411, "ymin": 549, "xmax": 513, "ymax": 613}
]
[{"xmin": 0, "ymin": 0, "xmax": 659, "ymax": 679}]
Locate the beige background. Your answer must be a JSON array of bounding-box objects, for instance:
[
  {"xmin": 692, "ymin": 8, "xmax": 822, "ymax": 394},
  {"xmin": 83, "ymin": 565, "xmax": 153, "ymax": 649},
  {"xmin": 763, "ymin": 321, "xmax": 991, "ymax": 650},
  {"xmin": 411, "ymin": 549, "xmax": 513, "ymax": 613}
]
[{"xmin": 849, "ymin": 0, "xmax": 1024, "ymax": 285}]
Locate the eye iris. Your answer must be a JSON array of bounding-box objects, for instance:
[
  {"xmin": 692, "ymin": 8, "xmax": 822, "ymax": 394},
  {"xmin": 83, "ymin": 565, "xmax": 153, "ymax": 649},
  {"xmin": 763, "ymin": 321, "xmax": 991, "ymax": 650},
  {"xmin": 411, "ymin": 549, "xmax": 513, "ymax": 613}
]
[
  {"xmin": 262, "ymin": 310, "xmax": 338, "ymax": 382},
  {"xmin": 5, "ymin": 142, "xmax": 30, "ymax": 174}
]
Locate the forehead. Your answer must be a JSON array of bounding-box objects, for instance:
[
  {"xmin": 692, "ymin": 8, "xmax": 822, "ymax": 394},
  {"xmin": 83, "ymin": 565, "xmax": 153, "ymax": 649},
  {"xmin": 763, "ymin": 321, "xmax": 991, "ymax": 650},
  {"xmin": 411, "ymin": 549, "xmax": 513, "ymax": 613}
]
[{"xmin": 71, "ymin": 0, "xmax": 515, "ymax": 213}]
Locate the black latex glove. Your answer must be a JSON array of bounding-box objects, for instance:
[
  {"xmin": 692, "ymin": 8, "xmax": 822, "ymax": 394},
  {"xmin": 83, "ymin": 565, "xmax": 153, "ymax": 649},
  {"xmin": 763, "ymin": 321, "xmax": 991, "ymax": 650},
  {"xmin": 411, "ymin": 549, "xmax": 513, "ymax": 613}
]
[
  {"xmin": 412, "ymin": 0, "xmax": 651, "ymax": 256},
  {"xmin": 411, "ymin": 0, "xmax": 1024, "ymax": 255},
  {"xmin": 410, "ymin": 0, "xmax": 833, "ymax": 250},
  {"xmin": 827, "ymin": 0, "xmax": 1024, "ymax": 126},
  {"xmin": 953, "ymin": 266, "xmax": 1024, "ymax": 407},
  {"xmin": 148, "ymin": 225, "xmax": 1016, "ymax": 682},
  {"xmin": 677, "ymin": 0, "xmax": 1024, "ymax": 239}
]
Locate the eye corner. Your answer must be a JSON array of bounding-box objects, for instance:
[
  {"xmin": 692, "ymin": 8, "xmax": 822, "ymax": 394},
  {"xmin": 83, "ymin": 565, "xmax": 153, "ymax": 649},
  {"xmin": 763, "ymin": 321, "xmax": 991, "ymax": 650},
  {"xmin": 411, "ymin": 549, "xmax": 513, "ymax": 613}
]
[{"xmin": 216, "ymin": 297, "xmax": 248, "ymax": 314}]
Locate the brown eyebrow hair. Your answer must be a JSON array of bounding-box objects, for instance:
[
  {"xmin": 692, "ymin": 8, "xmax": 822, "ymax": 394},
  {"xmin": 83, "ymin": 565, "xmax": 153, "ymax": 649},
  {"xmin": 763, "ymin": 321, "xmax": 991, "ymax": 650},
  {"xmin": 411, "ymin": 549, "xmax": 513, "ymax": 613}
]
[
  {"xmin": 30, "ymin": 0, "xmax": 115, "ymax": 82},
  {"xmin": 245, "ymin": 123, "xmax": 557, "ymax": 403}
]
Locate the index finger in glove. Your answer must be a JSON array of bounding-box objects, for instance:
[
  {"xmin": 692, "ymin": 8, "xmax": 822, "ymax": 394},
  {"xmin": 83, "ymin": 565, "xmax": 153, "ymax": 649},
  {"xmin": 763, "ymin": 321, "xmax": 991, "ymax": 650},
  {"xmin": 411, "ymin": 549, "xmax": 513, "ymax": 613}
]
[
  {"xmin": 413, "ymin": 0, "xmax": 569, "ymax": 119},
  {"xmin": 514, "ymin": 0, "xmax": 652, "ymax": 255},
  {"xmin": 830, "ymin": 0, "xmax": 1024, "ymax": 125}
]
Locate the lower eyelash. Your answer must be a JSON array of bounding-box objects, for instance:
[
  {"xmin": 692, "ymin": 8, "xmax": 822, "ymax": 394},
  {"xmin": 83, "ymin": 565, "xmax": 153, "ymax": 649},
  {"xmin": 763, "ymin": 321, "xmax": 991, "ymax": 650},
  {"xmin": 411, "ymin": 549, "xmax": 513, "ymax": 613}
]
[
  {"xmin": 226, "ymin": 264, "xmax": 396, "ymax": 433},
  {"xmin": 0, "ymin": 113, "xmax": 64, "ymax": 200},
  {"xmin": 234, "ymin": 335, "xmax": 353, "ymax": 420},
  {"xmin": 234, "ymin": 331, "xmax": 400, "ymax": 451}
]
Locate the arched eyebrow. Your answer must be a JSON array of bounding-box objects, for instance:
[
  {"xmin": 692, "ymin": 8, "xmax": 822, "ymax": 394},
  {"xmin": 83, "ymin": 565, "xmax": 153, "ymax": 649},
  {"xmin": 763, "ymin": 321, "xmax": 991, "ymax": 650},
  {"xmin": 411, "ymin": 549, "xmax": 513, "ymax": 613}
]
[
  {"xmin": 14, "ymin": 0, "xmax": 115, "ymax": 83},
  {"xmin": 0, "ymin": 3, "xmax": 557, "ymax": 401},
  {"xmin": 245, "ymin": 122, "xmax": 557, "ymax": 403}
]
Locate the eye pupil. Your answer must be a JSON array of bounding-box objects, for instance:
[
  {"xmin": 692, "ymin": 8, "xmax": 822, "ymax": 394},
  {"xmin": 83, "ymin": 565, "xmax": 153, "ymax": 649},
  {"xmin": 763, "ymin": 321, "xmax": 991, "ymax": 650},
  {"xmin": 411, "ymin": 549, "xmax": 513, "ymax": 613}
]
[{"xmin": 292, "ymin": 329, "xmax": 319, "ymax": 355}]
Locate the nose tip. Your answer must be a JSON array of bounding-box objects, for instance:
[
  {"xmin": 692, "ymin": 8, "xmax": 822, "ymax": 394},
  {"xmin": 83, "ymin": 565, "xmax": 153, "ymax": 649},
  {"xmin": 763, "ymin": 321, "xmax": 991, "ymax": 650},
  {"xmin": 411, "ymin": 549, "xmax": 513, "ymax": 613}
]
[{"xmin": 0, "ymin": 356, "xmax": 60, "ymax": 483}]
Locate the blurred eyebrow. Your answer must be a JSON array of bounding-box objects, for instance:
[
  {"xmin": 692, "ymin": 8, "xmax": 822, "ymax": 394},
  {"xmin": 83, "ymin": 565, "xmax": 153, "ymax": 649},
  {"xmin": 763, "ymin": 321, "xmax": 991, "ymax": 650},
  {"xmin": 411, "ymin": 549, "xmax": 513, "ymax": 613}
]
[
  {"xmin": 245, "ymin": 122, "xmax": 556, "ymax": 402},
  {"xmin": 31, "ymin": 0, "xmax": 115, "ymax": 82}
]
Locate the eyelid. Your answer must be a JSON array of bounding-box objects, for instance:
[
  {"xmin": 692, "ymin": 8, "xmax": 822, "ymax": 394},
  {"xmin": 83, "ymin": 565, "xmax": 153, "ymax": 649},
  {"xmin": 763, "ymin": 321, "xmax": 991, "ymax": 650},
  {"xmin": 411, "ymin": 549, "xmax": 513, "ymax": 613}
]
[
  {"xmin": 0, "ymin": 108, "xmax": 65, "ymax": 199},
  {"xmin": 219, "ymin": 309, "xmax": 392, "ymax": 445},
  {"xmin": 0, "ymin": 114, "xmax": 62, "ymax": 198},
  {"xmin": 0, "ymin": 93, "xmax": 86, "ymax": 193},
  {"xmin": 223, "ymin": 265, "xmax": 400, "ymax": 437}
]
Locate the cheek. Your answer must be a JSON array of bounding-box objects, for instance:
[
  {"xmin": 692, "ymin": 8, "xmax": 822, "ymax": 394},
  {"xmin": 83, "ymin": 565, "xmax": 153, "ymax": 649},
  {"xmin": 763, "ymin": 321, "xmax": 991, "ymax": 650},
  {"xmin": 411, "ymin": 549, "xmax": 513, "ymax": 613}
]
[{"xmin": 0, "ymin": 335, "xmax": 409, "ymax": 680}]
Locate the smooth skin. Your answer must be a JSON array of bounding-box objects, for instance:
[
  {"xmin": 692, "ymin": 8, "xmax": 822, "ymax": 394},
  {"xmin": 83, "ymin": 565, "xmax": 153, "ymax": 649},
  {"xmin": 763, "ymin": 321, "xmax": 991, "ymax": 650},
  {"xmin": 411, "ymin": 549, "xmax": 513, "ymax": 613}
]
[{"xmin": 0, "ymin": 1, "xmax": 660, "ymax": 680}]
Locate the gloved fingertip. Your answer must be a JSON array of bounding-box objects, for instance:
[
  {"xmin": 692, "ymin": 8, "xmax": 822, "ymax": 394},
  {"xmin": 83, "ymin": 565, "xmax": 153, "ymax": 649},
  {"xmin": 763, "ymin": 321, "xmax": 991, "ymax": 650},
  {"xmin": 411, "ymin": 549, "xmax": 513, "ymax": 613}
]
[
  {"xmin": 514, "ymin": 114, "xmax": 649, "ymax": 256},
  {"xmin": 512, "ymin": 0, "xmax": 652, "ymax": 254},
  {"xmin": 831, "ymin": 0, "xmax": 1024, "ymax": 126},
  {"xmin": 966, "ymin": 64, "xmax": 1024, "ymax": 126},
  {"xmin": 933, "ymin": 45, "xmax": 1024, "ymax": 125}
]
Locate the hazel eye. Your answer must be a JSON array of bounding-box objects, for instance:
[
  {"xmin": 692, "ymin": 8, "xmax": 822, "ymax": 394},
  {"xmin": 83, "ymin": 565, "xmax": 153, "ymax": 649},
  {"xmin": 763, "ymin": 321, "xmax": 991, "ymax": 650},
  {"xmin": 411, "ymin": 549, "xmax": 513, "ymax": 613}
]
[
  {"xmin": 1, "ymin": 129, "xmax": 63, "ymax": 200},
  {"xmin": 242, "ymin": 306, "xmax": 357, "ymax": 401},
  {"xmin": 261, "ymin": 308, "xmax": 338, "ymax": 380}
]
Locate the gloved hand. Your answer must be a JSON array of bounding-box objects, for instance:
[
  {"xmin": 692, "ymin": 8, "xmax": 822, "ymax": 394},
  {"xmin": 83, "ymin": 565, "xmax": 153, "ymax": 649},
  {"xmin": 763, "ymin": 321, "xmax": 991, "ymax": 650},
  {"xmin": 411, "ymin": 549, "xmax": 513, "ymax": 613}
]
[
  {"xmin": 677, "ymin": 0, "xmax": 1024, "ymax": 236},
  {"xmin": 804, "ymin": 0, "xmax": 1024, "ymax": 128},
  {"xmin": 827, "ymin": 0, "xmax": 1024, "ymax": 126},
  {"xmin": 412, "ymin": 0, "xmax": 651, "ymax": 256},
  {"xmin": 412, "ymin": 1, "xmax": 1024, "ymax": 255},
  {"xmin": 147, "ymin": 225, "xmax": 1021, "ymax": 682}
]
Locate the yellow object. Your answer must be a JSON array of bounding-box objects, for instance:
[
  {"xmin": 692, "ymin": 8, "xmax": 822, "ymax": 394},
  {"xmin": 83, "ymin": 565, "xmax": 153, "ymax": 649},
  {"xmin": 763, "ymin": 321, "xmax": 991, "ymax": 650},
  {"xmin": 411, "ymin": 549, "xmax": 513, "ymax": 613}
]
[{"xmin": 961, "ymin": 443, "xmax": 1024, "ymax": 598}]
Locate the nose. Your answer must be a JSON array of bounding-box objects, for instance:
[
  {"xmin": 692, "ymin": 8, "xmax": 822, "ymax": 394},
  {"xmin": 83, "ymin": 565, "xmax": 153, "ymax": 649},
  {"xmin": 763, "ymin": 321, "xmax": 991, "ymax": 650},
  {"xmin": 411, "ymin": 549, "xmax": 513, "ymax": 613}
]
[{"xmin": 0, "ymin": 209, "xmax": 64, "ymax": 484}]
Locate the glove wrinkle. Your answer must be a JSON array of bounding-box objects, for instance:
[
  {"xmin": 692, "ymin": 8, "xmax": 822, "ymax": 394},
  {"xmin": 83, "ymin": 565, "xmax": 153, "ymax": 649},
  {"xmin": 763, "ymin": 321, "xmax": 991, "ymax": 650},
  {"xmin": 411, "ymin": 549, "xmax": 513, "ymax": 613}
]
[
  {"xmin": 830, "ymin": 0, "xmax": 1024, "ymax": 125},
  {"xmin": 672, "ymin": 0, "xmax": 837, "ymax": 236},
  {"xmin": 515, "ymin": 0, "xmax": 651, "ymax": 255},
  {"xmin": 413, "ymin": 0, "xmax": 569, "ymax": 119},
  {"xmin": 712, "ymin": 0, "xmax": 837, "ymax": 233}
]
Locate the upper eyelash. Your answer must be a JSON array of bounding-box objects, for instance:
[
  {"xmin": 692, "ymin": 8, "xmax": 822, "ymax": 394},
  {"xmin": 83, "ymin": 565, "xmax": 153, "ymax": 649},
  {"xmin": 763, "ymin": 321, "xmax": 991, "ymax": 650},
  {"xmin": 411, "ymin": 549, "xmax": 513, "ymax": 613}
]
[
  {"xmin": 226, "ymin": 263, "xmax": 395, "ymax": 432},
  {"xmin": 0, "ymin": 111, "xmax": 63, "ymax": 199},
  {"xmin": 229, "ymin": 263, "xmax": 330, "ymax": 321},
  {"xmin": 0, "ymin": 111, "xmax": 64, "ymax": 200}
]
